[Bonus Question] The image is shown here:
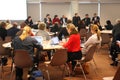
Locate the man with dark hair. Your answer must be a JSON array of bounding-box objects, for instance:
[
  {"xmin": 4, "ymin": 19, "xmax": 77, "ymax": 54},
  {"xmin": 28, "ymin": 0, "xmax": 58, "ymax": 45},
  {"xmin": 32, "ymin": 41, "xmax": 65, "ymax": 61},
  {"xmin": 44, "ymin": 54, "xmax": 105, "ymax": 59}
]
[
  {"xmin": 92, "ymin": 13, "xmax": 100, "ymax": 24},
  {"xmin": 44, "ymin": 14, "xmax": 52, "ymax": 29},
  {"xmin": 82, "ymin": 14, "xmax": 91, "ymax": 26},
  {"xmin": 25, "ymin": 16, "xmax": 33, "ymax": 27},
  {"xmin": 72, "ymin": 13, "xmax": 81, "ymax": 27}
]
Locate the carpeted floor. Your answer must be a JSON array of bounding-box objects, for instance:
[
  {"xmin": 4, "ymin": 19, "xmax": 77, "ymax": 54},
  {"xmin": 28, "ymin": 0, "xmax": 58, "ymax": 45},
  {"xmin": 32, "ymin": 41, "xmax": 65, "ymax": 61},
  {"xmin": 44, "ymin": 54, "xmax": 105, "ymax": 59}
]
[{"xmin": 0, "ymin": 45, "xmax": 119, "ymax": 80}]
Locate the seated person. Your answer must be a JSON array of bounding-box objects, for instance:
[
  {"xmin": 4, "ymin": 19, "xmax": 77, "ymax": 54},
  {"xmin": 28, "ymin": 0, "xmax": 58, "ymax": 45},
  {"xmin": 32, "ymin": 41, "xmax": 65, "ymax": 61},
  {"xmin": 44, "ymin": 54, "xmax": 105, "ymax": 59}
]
[
  {"xmin": 82, "ymin": 24, "xmax": 102, "ymax": 54},
  {"xmin": 7, "ymin": 22, "xmax": 20, "ymax": 39},
  {"xmin": 58, "ymin": 27, "xmax": 69, "ymax": 41},
  {"xmin": 25, "ymin": 16, "xmax": 33, "ymax": 27},
  {"xmin": 94, "ymin": 21, "xmax": 103, "ymax": 31},
  {"xmin": 59, "ymin": 23, "xmax": 82, "ymax": 74},
  {"xmin": 35, "ymin": 22, "xmax": 51, "ymax": 60},
  {"xmin": 50, "ymin": 22, "xmax": 61, "ymax": 33},
  {"xmin": 16, "ymin": 22, "xmax": 34, "ymax": 36},
  {"xmin": 35, "ymin": 22, "xmax": 51, "ymax": 41},
  {"xmin": 105, "ymin": 20, "xmax": 113, "ymax": 30},
  {"xmin": 12, "ymin": 26, "xmax": 43, "ymax": 80}
]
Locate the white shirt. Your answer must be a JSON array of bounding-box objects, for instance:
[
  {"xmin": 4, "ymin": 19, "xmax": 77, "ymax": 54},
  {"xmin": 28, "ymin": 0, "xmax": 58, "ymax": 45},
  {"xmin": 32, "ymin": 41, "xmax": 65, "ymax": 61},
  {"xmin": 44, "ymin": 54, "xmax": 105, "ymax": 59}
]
[{"xmin": 82, "ymin": 33, "xmax": 102, "ymax": 54}]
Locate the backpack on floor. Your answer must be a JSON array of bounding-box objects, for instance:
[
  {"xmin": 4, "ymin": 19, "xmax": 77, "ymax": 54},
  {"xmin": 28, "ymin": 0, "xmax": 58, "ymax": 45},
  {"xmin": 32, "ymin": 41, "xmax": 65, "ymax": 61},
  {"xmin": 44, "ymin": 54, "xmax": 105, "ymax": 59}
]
[{"xmin": 28, "ymin": 65, "xmax": 44, "ymax": 80}]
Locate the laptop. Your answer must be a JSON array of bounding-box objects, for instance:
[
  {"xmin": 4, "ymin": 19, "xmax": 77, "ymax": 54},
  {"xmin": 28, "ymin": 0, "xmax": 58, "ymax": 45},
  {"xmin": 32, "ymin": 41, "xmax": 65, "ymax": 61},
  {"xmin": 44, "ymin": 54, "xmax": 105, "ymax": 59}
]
[
  {"xmin": 51, "ymin": 36, "xmax": 59, "ymax": 45},
  {"xmin": 32, "ymin": 36, "xmax": 43, "ymax": 44}
]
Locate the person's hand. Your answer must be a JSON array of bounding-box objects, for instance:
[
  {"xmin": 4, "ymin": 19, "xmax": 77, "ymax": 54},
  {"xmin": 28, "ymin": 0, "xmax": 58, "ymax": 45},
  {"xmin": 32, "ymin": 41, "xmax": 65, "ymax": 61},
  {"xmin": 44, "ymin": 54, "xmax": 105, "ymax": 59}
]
[{"xmin": 59, "ymin": 41, "xmax": 65, "ymax": 46}]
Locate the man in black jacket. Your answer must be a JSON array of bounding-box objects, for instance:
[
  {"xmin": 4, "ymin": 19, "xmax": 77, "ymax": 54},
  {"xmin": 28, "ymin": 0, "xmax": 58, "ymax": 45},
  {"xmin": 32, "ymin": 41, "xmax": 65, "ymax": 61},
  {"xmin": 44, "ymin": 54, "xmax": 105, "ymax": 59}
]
[
  {"xmin": 110, "ymin": 19, "xmax": 120, "ymax": 66},
  {"xmin": 72, "ymin": 13, "xmax": 81, "ymax": 27}
]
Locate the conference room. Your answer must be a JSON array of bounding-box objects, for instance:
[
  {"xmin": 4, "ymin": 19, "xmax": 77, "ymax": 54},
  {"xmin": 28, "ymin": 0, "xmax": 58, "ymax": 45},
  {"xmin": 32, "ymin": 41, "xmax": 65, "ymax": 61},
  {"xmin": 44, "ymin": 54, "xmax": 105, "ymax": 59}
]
[{"xmin": 0, "ymin": 0, "xmax": 120, "ymax": 80}]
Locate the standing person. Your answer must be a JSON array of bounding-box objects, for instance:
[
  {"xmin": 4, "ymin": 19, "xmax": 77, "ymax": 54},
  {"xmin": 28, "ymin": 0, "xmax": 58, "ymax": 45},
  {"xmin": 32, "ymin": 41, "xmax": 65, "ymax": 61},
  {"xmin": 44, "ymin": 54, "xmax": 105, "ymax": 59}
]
[
  {"xmin": 60, "ymin": 15, "xmax": 68, "ymax": 27},
  {"xmin": 44, "ymin": 14, "xmax": 52, "ymax": 30},
  {"xmin": 25, "ymin": 16, "xmax": 33, "ymax": 27},
  {"xmin": 82, "ymin": 14, "xmax": 91, "ymax": 26},
  {"xmin": 0, "ymin": 22, "xmax": 7, "ymax": 41},
  {"xmin": 92, "ymin": 13, "xmax": 100, "ymax": 24},
  {"xmin": 60, "ymin": 23, "xmax": 82, "ymax": 74},
  {"xmin": 72, "ymin": 13, "xmax": 81, "ymax": 27},
  {"xmin": 12, "ymin": 26, "xmax": 43, "ymax": 80},
  {"xmin": 110, "ymin": 19, "xmax": 120, "ymax": 66}
]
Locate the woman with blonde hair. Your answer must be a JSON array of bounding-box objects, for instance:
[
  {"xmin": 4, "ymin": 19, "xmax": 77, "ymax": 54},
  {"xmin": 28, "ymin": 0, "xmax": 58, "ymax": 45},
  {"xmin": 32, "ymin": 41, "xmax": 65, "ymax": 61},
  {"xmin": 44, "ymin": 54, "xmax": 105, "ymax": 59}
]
[
  {"xmin": 82, "ymin": 24, "xmax": 102, "ymax": 54},
  {"xmin": 60, "ymin": 23, "xmax": 82, "ymax": 74},
  {"xmin": 12, "ymin": 25, "xmax": 43, "ymax": 80}
]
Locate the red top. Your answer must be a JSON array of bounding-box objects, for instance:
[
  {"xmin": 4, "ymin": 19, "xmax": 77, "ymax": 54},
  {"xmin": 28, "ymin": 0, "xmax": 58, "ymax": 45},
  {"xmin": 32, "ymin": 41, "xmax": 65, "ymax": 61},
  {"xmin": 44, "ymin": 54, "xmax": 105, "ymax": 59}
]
[
  {"xmin": 63, "ymin": 33, "xmax": 81, "ymax": 52},
  {"xmin": 52, "ymin": 18, "xmax": 61, "ymax": 24}
]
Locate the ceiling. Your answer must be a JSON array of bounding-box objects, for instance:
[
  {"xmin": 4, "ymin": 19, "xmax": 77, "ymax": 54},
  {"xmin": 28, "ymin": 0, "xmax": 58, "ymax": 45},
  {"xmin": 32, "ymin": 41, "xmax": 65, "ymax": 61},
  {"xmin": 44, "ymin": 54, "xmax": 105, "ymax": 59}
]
[{"xmin": 27, "ymin": 0, "xmax": 120, "ymax": 3}]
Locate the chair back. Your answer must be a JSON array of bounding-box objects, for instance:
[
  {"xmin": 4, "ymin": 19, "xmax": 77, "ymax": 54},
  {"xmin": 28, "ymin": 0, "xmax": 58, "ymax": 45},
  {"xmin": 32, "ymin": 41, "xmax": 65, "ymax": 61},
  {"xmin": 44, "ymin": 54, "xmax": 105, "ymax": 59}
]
[
  {"xmin": 14, "ymin": 49, "xmax": 33, "ymax": 68},
  {"xmin": 82, "ymin": 44, "xmax": 97, "ymax": 62},
  {"xmin": 50, "ymin": 49, "xmax": 67, "ymax": 66},
  {"xmin": 113, "ymin": 66, "xmax": 120, "ymax": 80},
  {"xmin": 101, "ymin": 33, "xmax": 111, "ymax": 45},
  {"xmin": 79, "ymin": 29, "xmax": 87, "ymax": 37},
  {"xmin": 5, "ymin": 36, "xmax": 12, "ymax": 42}
]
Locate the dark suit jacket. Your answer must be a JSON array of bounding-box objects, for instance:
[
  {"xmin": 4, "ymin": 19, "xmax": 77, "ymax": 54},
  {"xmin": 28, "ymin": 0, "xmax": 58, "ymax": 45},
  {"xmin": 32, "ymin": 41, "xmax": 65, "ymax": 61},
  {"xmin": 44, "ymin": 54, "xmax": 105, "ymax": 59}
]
[
  {"xmin": 58, "ymin": 27, "xmax": 69, "ymax": 40},
  {"xmin": 60, "ymin": 18, "xmax": 67, "ymax": 25},
  {"xmin": 92, "ymin": 16, "xmax": 100, "ymax": 23},
  {"xmin": 82, "ymin": 18, "xmax": 91, "ymax": 26},
  {"xmin": 112, "ymin": 23, "xmax": 120, "ymax": 43},
  {"xmin": 25, "ymin": 19, "xmax": 33, "ymax": 27},
  {"xmin": 7, "ymin": 27, "xmax": 20, "ymax": 39},
  {"xmin": 44, "ymin": 18, "xmax": 52, "ymax": 28},
  {"xmin": 72, "ymin": 16, "xmax": 81, "ymax": 27}
]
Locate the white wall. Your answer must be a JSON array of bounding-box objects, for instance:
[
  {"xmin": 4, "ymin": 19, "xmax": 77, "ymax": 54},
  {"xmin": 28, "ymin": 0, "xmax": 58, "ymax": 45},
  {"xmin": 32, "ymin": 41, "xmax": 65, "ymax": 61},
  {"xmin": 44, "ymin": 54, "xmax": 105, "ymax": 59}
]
[
  {"xmin": 27, "ymin": 2, "xmax": 120, "ymax": 26},
  {"xmin": 79, "ymin": 3, "xmax": 98, "ymax": 19},
  {"xmin": 101, "ymin": 3, "xmax": 120, "ymax": 26},
  {"xmin": 27, "ymin": 3, "xmax": 40, "ymax": 22},
  {"xmin": 41, "ymin": 2, "xmax": 71, "ymax": 21}
]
